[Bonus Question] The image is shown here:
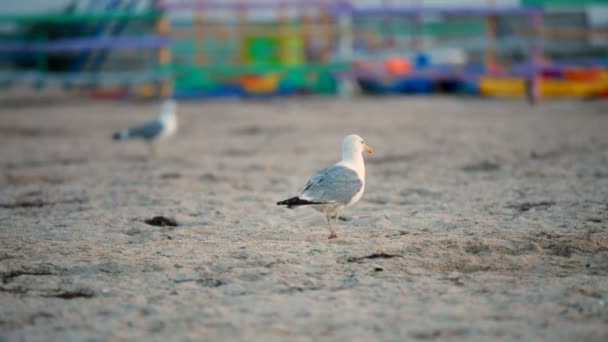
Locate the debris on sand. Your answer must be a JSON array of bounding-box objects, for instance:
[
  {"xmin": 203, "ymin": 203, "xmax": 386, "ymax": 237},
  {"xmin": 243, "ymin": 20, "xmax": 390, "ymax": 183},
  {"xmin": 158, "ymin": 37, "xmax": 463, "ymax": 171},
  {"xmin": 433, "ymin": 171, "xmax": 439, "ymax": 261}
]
[
  {"xmin": 160, "ymin": 172, "xmax": 181, "ymax": 179},
  {"xmin": 345, "ymin": 252, "xmax": 402, "ymax": 263},
  {"xmin": 461, "ymin": 160, "xmax": 501, "ymax": 172},
  {"xmin": 144, "ymin": 216, "xmax": 178, "ymax": 227},
  {"xmin": 506, "ymin": 201, "xmax": 555, "ymax": 212},
  {"xmin": 44, "ymin": 288, "xmax": 95, "ymax": 299},
  {"xmin": 1, "ymin": 265, "xmax": 62, "ymax": 284}
]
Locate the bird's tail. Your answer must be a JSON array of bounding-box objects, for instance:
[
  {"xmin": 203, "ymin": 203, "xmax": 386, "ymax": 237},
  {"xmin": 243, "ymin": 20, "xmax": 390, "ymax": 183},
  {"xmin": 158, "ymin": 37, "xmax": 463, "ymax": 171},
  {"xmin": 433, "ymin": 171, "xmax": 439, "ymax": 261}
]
[
  {"xmin": 277, "ymin": 196, "xmax": 323, "ymax": 209},
  {"xmin": 112, "ymin": 130, "xmax": 130, "ymax": 141}
]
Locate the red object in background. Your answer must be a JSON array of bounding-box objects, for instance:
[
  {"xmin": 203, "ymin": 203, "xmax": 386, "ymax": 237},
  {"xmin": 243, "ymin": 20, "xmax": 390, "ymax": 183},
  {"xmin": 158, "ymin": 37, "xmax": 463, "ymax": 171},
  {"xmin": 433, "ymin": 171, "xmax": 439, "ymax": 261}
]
[
  {"xmin": 486, "ymin": 61, "xmax": 503, "ymax": 74},
  {"xmin": 384, "ymin": 57, "xmax": 411, "ymax": 76},
  {"xmin": 240, "ymin": 73, "xmax": 280, "ymax": 93},
  {"xmin": 564, "ymin": 67, "xmax": 603, "ymax": 82},
  {"xmin": 595, "ymin": 89, "xmax": 608, "ymax": 97},
  {"xmin": 240, "ymin": 74, "xmax": 261, "ymax": 84}
]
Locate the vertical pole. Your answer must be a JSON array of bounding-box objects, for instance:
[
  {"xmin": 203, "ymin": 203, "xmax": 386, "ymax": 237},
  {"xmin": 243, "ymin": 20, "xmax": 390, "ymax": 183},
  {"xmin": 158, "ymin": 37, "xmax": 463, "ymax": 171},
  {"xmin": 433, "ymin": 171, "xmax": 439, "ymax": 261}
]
[
  {"xmin": 237, "ymin": 1, "xmax": 247, "ymax": 64},
  {"xmin": 336, "ymin": 1, "xmax": 355, "ymax": 97},
  {"xmin": 210, "ymin": 7, "xmax": 223, "ymax": 64},
  {"xmin": 337, "ymin": 2, "xmax": 353, "ymax": 60},
  {"xmin": 410, "ymin": 0, "xmax": 422, "ymax": 52},
  {"xmin": 529, "ymin": 9, "xmax": 544, "ymax": 67},
  {"xmin": 278, "ymin": 1, "xmax": 288, "ymax": 64},
  {"xmin": 194, "ymin": 10, "xmax": 205, "ymax": 64},
  {"xmin": 382, "ymin": 0, "xmax": 393, "ymax": 48},
  {"xmin": 527, "ymin": 8, "xmax": 544, "ymax": 104},
  {"xmin": 319, "ymin": 4, "xmax": 332, "ymax": 62},
  {"xmin": 485, "ymin": 0, "xmax": 497, "ymax": 72},
  {"xmin": 154, "ymin": 0, "xmax": 172, "ymax": 98},
  {"xmin": 301, "ymin": 6, "xmax": 311, "ymax": 61}
]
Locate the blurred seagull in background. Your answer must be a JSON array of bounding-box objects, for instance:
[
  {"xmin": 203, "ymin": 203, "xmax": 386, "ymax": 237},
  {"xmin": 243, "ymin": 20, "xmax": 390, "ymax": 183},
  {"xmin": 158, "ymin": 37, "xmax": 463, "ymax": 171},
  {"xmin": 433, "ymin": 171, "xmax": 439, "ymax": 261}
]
[
  {"xmin": 277, "ymin": 134, "xmax": 373, "ymax": 239},
  {"xmin": 112, "ymin": 99, "xmax": 178, "ymax": 157}
]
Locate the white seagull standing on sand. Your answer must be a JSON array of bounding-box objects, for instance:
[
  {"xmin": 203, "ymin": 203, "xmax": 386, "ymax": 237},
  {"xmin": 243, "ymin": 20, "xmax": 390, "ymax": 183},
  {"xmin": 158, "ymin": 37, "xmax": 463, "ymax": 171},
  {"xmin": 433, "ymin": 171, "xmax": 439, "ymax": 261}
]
[
  {"xmin": 277, "ymin": 134, "xmax": 373, "ymax": 239},
  {"xmin": 112, "ymin": 99, "xmax": 178, "ymax": 157}
]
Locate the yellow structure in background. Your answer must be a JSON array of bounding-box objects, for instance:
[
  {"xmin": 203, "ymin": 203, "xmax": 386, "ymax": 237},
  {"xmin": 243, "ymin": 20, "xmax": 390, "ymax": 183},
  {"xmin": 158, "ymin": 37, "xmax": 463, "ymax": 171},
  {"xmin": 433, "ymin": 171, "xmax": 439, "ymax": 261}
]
[{"xmin": 480, "ymin": 70, "xmax": 608, "ymax": 98}]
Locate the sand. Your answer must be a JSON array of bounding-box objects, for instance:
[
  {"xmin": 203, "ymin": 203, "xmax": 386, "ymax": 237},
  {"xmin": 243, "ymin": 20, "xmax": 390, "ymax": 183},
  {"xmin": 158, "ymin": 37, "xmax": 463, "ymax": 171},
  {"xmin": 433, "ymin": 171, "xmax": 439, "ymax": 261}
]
[{"xmin": 0, "ymin": 94, "xmax": 607, "ymax": 341}]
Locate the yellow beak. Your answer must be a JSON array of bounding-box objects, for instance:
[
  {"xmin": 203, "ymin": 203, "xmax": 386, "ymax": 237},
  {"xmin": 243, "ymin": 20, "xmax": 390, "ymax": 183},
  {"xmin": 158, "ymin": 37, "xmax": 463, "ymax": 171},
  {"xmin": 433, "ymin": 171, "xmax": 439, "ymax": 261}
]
[{"xmin": 364, "ymin": 144, "xmax": 373, "ymax": 154}]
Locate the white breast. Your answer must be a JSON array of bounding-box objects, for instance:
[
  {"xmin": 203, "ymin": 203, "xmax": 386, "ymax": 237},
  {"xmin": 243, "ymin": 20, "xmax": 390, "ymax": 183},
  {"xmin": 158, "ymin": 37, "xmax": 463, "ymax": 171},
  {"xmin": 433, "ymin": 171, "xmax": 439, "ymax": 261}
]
[
  {"xmin": 337, "ymin": 160, "xmax": 366, "ymax": 208},
  {"xmin": 347, "ymin": 182, "xmax": 365, "ymax": 207},
  {"xmin": 157, "ymin": 113, "xmax": 177, "ymax": 141}
]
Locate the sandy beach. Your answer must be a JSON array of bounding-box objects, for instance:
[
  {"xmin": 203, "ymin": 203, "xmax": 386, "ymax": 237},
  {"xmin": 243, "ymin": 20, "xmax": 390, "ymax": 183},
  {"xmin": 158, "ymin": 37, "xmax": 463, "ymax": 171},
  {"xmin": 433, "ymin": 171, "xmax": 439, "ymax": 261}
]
[{"xmin": 1, "ymin": 94, "xmax": 607, "ymax": 340}]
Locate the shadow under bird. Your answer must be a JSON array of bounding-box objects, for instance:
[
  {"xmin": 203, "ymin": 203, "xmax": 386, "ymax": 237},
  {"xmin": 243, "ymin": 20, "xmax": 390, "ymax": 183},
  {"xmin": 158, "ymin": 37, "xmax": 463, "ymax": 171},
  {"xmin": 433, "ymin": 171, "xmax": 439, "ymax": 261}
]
[
  {"xmin": 277, "ymin": 134, "xmax": 373, "ymax": 239},
  {"xmin": 112, "ymin": 99, "xmax": 178, "ymax": 156}
]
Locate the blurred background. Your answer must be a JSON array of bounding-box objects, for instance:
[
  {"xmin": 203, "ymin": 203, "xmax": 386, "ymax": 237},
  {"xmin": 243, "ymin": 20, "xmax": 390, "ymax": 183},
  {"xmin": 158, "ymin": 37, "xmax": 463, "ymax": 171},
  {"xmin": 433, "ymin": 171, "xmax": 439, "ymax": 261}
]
[
  {"xmin": 1, "ymin": 0, "xmax": 608, "ymax": 100},
  {"xmin": 2, "ymin": 3, "xmax": 608, "ymax": 340}
]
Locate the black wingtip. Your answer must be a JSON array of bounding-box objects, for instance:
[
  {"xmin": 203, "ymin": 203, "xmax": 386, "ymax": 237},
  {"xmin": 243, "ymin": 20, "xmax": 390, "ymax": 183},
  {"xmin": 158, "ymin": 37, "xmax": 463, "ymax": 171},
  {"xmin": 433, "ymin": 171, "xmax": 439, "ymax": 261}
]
[
  {"xmin": 112, "ymin": 132, "xmax": 121, "ymax": 140},
  {"xmin": 277, "ymin": 197, "xmax": 323, "ymax": 208}
]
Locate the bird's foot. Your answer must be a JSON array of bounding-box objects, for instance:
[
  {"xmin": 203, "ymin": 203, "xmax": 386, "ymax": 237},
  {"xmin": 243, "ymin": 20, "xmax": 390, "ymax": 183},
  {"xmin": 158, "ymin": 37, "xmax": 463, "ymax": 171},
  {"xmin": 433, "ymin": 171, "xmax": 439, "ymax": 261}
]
[{"xmin": 328, "ymin": 233, "xmax": 338, "ymax": 239}]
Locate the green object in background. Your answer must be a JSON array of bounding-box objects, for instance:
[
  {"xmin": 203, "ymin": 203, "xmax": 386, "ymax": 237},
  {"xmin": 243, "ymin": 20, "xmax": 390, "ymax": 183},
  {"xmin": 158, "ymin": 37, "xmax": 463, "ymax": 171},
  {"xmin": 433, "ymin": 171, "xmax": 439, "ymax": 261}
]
[
  {"xmin": 281, "ymin": 36, "xmax": 304, "ymax": 66},
  {"xmin": 245, "ymin": 36, "xmax": 280, "ymax": 65},
  {"xmin": 281, "ymin": 69, "xmax": 337, "ymax": 93},
  {"xmin": 170, "ymin": 61, "xmax": 349, "ymax": 94},
  {"xmin": 172, "ymin": 65, "xmax": 217, "ymax": 90},
  {"xmin": 313, "ymin": 71, "xmax": 338, "ymax": 94},
  {"xmin": 244, "ymin": 33, "xmax": 305, "ymax": 66},
  {"xmin": 425, "ymin": 19, "xmax": 486, "ymax": 37}
]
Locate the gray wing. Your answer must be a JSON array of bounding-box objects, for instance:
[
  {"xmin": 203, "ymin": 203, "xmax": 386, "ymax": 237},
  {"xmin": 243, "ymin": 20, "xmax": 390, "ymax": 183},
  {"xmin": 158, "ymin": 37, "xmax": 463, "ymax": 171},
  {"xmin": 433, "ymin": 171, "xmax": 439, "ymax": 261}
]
[
  {"xmin": 300, "ymin": 165, "xmax": 362, "ymax": 205},
  {"xmin": 127, "ymin": 119, "xmax": 164, "ymax": 140}
]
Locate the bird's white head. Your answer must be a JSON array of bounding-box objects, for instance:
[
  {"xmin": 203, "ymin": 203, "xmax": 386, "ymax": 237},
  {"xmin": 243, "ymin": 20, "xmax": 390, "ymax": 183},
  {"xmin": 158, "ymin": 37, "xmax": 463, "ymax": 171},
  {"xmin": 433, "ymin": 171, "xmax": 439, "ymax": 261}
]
[{"xmin": 342, "ymin": 134, "xmax": 373, "ymax": 162}]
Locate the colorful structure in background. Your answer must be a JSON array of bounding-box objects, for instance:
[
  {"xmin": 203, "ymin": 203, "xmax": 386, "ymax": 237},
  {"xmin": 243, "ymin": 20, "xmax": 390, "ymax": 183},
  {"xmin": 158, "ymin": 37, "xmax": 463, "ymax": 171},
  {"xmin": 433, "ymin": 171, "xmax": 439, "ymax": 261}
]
[
  {"xmin": 1, "ymin": 0, "xmax": 607, "ymax": 99},
  {"xmin": 0, "ymin": 0, "xmax": 171, "ymax": 98},
  {"xmin": 343, "ymin": 5, "xmax": 538, "ymax": 95},
  {"xmin": 160, "ymin": 0, "xmax": 348, "ymax": 98},
  {"xmin": 477, "ymin": 0, "xmax": 608, "ymax": 100},
  {"xmin": 158, "ymin": 0, "xmax": 608, "ymax": 99},
  {"xmin": 341, "ymin": 1, "xmax": 608, "ymax": 99}
]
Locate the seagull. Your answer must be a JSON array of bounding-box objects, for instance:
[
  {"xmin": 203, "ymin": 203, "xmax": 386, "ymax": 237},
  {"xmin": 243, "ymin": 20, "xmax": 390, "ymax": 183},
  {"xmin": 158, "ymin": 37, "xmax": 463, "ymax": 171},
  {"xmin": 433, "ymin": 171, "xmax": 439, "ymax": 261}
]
[
  {"xmin": 112, "ymin": 99, "xmax": 178, "ymax": 157},
  {"xmin": 277, "ymin": 134, "xmax": 373, "ymax": 239}
]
